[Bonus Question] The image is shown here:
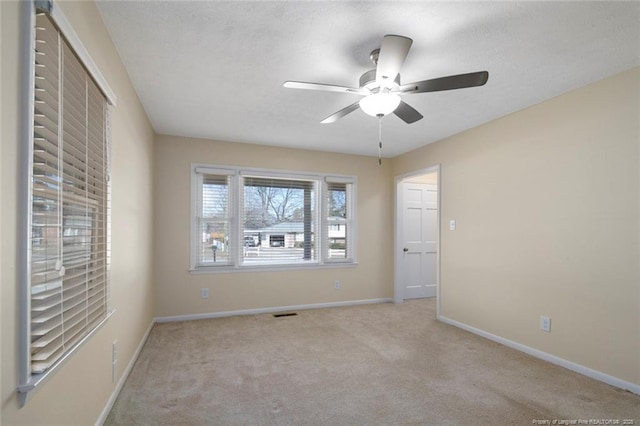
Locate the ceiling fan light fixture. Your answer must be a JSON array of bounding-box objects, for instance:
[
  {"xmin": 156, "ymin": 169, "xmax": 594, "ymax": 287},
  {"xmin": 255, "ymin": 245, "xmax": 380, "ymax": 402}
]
[{"xmin": 359, "ymin": 92, "xmax": 401, "ymax": 117}]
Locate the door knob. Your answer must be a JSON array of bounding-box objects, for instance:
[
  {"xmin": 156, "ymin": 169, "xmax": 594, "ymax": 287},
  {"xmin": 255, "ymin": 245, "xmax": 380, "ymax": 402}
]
[{"xmin": 403, "ymin": 248, "xmax": 409, "ymax": 252}]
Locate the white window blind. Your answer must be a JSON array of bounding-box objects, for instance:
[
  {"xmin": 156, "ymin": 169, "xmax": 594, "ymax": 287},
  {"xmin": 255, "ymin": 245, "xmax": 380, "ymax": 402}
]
[
  {"xmin": 326, "ymin": 180, "xmax": 354, "ymax": 262},
  {"xmin": 196, "ymin": 172, "xmax": 232, "ymax": 267},
  {"xmin": 29, "ymin": 12, "xmax": 111, "ymax": 375},
  {"xmin": 241, "ymin": 176, "xmax": 317, "ymax": 265}
]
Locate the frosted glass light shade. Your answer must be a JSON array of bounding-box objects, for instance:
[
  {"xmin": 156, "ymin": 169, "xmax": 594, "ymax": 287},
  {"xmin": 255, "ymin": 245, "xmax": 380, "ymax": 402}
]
[{"xmin": 359, "ymin": 93, "xmax": 401, "ymax": 117}]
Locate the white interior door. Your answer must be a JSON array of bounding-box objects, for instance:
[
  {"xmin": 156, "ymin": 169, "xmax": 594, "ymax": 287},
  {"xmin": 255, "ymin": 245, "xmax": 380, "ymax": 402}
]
[{"xmin": 401, "ymin": 182, "xmax": 437, "ymax": 299}]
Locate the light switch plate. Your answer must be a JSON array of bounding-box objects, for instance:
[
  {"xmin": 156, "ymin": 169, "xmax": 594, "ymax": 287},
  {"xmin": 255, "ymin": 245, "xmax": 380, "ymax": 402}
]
[{"xmin": 449, "ymin": 220, "xmax": 456, "ymax": 231}]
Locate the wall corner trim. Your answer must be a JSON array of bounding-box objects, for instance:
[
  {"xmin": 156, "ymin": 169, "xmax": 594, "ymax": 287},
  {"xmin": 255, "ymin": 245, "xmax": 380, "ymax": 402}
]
[
  {"xmin": 95, "ymin": 320, "xmax": 155, "ymax": 426},
  {"xmin": 437, "ymin": 315, "xmax": 640, "ymax": 395}
]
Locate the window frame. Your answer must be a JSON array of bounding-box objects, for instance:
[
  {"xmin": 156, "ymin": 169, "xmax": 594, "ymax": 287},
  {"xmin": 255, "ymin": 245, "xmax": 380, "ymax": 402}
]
[
  {"xmin": 190, "ymin": 164, "xmax": 357, "ymax": 273},
  {"xmin": 239, "ymin": 172, "xmax": 320, "ymax": 267},
  {"xmin": 190, "ymin": 166, "xmax": 237, "ymax": 269},
  {"xmin": 323, "ymin": 176, "xmax": 357, "ymax": 264},
  {"xmin": 18, "ymin": 0, "xmax": 116, "ymax": 405}
]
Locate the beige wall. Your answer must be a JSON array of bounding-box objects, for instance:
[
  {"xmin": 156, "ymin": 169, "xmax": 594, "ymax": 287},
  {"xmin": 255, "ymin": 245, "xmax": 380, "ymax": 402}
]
[
  {"xmin": 392, "ymin": 67, "xmax": 640, "ymax": 385},
  {"xmin": 1, "ymin": 1, "xmax": 155, "ymax": 424},
  {"xmin": 154, "ymin": 135, "xmax": 393, "ymax": 317},
  {"xmin": 1, "ymin": 3, "xmax": 637, "ymax": 424}
]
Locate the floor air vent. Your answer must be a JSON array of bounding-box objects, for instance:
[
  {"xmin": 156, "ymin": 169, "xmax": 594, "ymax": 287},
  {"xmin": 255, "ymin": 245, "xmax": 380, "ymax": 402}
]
[{"xmin": 273, "ymin": 312, "xmax": 298, "ymax": 318}]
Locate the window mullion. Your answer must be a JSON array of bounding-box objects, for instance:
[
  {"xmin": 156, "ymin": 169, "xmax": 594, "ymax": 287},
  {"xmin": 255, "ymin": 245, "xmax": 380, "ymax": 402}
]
[
  {"xmin": 320, "ymin": 181, "xmax": 327, "ymax": 264},
  {"xmin": 303, "ymin": 183, "xmax": 312, "ymax": 261},
  {"xmin": 235, "ymin": 175, "xmax": 244, "ymax": 267}
]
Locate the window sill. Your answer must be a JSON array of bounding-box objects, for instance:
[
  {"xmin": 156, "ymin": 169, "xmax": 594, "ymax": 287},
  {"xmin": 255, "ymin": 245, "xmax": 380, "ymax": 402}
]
[
  {"xmin": 17, "ymin": 309, "xmax": 115, "ymax": 407},
  {"xmin": 189, "ymin": 262, "xmax": 358, "ymax": 274}
]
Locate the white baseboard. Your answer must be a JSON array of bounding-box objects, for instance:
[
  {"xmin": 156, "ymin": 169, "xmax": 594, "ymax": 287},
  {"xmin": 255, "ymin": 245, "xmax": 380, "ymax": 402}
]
[
  {"xmin": 95, "ymin": 320, "xmax": 155, "ymax": 426},
  {"xmin": 154, "ymin": 298, "xmax": 394, "ymax": 323},
  {"xmin": 438, "ymin": 315, "xmax": 640, "ymax": 395}
]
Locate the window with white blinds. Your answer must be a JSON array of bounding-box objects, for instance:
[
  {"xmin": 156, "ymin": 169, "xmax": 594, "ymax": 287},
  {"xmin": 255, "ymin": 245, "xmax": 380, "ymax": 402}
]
[
  {"xmin": 28, "ymin": 11, "xmax": 111, "ymax": 376},
  {"xmin": 195, "ymin": 171, "xmax": 233, "ymax": 267},
  {"xmin": 191, "ymin": 165, "xmax": 356, "ymax": 271},
  {"xmin": 326, "ymin": 180, "xmax": 354, "ymax": 262},
  {"xmin": 241, "ymin": 176, "xmax": 317, "ymax": 265}
]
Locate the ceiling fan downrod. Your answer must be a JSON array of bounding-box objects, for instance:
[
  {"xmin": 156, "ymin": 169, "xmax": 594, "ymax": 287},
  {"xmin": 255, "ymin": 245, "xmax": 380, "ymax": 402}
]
[{"xmin": 378, "ymin": 114, "xmax": 383, "ymax": 166}]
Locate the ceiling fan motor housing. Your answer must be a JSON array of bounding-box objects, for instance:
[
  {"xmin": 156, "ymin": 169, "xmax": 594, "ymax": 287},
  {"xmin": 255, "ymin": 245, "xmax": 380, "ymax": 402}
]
[{"xmin": 359, "ymin": 69, "xmax": 400, "ymax": 92}]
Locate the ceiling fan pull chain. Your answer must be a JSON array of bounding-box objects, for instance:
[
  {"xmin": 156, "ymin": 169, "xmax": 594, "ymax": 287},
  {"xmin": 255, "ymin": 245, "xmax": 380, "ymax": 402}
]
[{"xmin": 378, "ymin": 115, "xmax": 383, "ymax": 165}]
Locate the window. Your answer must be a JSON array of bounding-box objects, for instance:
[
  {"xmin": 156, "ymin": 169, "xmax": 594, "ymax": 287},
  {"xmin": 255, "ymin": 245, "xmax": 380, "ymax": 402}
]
[
  {"xmin": 193, "ymin": 168, "xmax": 233, "ymax": 267},
  {"xmin": 19, "ymin": 1, "xmax": 115, "ymax": 402},
  {"xmin": 325, "ymin": 179, "xmax": 354, "ymax": 262},
  {"xmin": 192, "ymin": 165, "xmax": 356, "ymax": 271},
  {"xmin": 241, "ymin": 176, "xmax": 316, "ymax": 265}
]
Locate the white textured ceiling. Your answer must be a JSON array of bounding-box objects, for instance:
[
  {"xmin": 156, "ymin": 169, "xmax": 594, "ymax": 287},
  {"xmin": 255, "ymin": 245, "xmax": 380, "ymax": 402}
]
[{"xmin": 96, "ymin": 1, "xmax": 640, "ymax": 158}]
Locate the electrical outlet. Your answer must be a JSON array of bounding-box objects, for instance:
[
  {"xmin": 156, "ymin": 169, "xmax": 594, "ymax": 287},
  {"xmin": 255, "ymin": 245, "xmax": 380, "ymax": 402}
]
[
  {"xmin": 334, "ymin": 280, "xmax": 340, "ymax": 290},
  {"xmin": 201, "ymin": 288, "xmax": 209, "ymax": 299},
  {"xmin": 540, "ymin": 316, "xmax": 551, "ymax": 332}
]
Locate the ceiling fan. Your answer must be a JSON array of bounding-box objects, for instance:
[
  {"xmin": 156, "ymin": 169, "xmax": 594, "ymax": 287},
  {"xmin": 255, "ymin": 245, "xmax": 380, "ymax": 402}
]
[{"xmin": 284, "ymin": 34, "xmax": 489, "ymax": 124}]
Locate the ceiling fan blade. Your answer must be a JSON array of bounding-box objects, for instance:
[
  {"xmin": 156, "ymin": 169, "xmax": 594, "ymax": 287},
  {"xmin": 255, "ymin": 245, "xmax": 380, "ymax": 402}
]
[
  {"xmin": 400, "ymin": 71, "xmax": 489, "ymax": 94},
  {"xmin": 321, "ymin": 102, "xmax": 361, "ymax": 124},
  {"xmin": 376, "ymin": 35, "xmax": 413, "ymax": 85},
  {"xmin": 284, "ymin": 81, "xmax": 369, "ymax": 95},
  {"xmin": 394, "ymin": 100, "xmax": 423, "ymax": 124}
]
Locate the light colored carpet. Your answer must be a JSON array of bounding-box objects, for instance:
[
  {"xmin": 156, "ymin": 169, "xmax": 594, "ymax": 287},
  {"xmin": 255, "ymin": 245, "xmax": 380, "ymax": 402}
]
[{"xmin": 105, "ymin": 299, "xmax": 640, "ymax": 425}]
